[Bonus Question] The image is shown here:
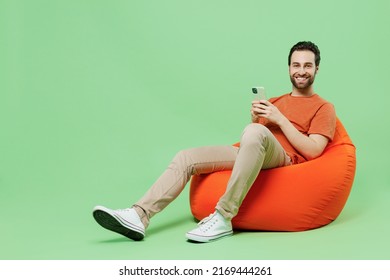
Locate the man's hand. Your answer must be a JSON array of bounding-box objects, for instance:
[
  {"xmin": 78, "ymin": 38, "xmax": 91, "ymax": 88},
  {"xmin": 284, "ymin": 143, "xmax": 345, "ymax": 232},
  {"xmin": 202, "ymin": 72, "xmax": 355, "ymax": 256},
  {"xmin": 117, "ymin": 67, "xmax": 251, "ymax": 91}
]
[{"xmin": 251, "ymin": 100, "xmax": 285, "ymax": 125}]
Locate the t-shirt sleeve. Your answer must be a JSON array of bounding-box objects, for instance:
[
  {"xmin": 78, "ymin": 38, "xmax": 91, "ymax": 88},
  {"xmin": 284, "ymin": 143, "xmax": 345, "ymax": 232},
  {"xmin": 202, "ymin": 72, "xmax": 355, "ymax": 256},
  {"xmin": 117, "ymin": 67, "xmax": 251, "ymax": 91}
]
[{"xmin": 308, "ymin": 103, "xmax": 336, "ymax": 141}]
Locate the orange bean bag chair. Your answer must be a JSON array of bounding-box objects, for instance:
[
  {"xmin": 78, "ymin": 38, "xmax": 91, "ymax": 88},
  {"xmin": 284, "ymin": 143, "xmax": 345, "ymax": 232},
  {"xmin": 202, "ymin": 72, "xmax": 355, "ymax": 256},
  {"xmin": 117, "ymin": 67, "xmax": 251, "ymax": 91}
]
[{"xmin": 189, "ymin": 118, "xmax": 356, "ymax": 231}]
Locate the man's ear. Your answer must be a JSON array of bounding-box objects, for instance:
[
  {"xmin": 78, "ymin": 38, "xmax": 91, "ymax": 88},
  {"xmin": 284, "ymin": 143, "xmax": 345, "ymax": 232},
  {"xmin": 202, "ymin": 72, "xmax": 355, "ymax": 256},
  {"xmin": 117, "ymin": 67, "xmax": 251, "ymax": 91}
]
[{"xmin": 315, "ymin": 65, "xmax": 319, "ymax": 74}]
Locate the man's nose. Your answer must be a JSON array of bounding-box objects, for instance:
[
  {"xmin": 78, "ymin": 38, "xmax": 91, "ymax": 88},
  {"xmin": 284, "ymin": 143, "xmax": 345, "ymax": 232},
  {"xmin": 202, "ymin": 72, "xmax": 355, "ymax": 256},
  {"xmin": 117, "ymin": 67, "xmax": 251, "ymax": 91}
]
[{"xmin": 298, "ymin": 67, "xmax": 306, "ymax": 74}]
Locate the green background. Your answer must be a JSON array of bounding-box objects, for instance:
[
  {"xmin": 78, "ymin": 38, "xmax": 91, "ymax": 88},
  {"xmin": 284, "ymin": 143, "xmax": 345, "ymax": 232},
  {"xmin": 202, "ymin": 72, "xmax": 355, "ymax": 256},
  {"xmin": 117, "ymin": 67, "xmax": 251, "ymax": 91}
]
[{"xmin": 1, "ymin": 0, "xmax": 389, "ymax": 260}]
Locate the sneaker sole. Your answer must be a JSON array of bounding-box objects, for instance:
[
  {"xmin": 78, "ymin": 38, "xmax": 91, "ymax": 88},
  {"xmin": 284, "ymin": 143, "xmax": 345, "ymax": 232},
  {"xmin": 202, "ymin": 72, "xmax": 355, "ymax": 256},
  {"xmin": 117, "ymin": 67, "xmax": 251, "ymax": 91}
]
[
  {"xmin": 93, "ymin": 209, "xmax": 144, "ymax": 241},
  {"xmin": 186, "ymin": 230, "xmax": 233, "ymax": 243}
]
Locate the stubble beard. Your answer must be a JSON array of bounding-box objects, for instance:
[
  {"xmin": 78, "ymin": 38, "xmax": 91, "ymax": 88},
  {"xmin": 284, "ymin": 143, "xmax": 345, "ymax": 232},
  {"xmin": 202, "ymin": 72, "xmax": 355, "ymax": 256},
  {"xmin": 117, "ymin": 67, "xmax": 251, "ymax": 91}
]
[{"xmin": 290, "ymin": 75, "xmax": 316, "ymax": 90}]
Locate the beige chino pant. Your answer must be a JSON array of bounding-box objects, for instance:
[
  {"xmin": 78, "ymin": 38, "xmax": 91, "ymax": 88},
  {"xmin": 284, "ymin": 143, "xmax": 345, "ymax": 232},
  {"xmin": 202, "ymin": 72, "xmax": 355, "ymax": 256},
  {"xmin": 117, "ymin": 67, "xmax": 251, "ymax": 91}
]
[{"xmin": 134, "ymin": 123, "xmax": 291, "ymax": 228}]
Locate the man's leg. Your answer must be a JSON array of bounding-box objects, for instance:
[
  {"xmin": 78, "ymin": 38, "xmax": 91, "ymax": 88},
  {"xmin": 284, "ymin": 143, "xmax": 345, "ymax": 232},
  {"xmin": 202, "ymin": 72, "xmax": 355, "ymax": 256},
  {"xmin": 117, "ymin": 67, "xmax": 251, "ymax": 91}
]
[
  {"xmin": 216, "ymin": 123, "xmax": 291, "ymax": 220},
  {"xmin": 94, "ymin": 145, "xmax": 238, "ymax": 241},
  {"xmin": 133, "ymin": 145, "xmax": 239, "ymax": 228},
  {"xmin": 186, "ymin": 124, "xmax": 291, "ymax": 242}
]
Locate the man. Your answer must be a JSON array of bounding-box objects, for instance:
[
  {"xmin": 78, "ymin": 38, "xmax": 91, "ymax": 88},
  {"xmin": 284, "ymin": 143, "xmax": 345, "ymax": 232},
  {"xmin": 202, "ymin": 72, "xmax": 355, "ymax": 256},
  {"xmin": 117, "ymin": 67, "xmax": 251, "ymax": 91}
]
[{"xmin": 92, "ymin": 41, "xmax": 336, "ymax": 243}]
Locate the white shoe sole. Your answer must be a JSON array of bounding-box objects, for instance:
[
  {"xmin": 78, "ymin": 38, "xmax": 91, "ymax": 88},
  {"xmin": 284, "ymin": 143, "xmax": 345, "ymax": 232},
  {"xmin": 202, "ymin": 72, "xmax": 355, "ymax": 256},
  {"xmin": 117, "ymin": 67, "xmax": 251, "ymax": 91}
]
[
  {"xmin": 93, "ymin": 208, "xmax": 145, "ymax": 241},
  {"xmin": 186, "ymin": 230, "xmax": 233, "ymax": 243}
]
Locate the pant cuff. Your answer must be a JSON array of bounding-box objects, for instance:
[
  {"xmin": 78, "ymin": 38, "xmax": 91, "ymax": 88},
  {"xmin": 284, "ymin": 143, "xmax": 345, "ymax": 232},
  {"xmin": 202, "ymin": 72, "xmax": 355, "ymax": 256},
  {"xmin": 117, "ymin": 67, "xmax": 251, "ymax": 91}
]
[{"xmin": 133, "ymin": 204, "xmax": 150, "ymax": 229}]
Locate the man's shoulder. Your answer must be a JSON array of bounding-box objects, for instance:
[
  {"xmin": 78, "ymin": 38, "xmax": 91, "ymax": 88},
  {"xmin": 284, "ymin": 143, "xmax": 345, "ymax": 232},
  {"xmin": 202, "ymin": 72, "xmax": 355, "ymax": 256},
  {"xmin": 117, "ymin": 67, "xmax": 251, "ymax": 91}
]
[
  {"xmin": 269, "ymin": 93, "xmax": 290, "ymax": 103},
  {"xmin": 313, "ymin": 93, "xmax": 333, "ymax": 104}
]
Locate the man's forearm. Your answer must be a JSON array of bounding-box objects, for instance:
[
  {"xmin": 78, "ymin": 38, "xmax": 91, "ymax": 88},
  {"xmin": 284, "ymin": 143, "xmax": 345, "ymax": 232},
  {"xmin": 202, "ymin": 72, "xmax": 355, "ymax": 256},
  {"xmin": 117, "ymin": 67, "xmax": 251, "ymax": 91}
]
[{"xmin": 278, "ymin": 116, "xmax": 328, "ymax": 160}]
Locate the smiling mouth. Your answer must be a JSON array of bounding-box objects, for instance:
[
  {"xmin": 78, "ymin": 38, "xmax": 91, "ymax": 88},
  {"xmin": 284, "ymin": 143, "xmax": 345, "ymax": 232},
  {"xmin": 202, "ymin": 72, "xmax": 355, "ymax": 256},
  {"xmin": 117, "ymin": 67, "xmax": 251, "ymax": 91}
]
[{"xmin": 295, "ymin": 76, "xmax": 308, "ymax": 83}]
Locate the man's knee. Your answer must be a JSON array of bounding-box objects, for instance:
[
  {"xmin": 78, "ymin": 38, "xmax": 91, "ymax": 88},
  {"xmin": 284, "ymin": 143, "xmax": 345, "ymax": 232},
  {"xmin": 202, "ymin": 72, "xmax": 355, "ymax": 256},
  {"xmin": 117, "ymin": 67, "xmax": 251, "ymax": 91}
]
[
  {"xmin": 241, "ymin": 123, "xmax": 272, "ymax": 144},
  {"xmin": 171, "ymin": 148, "xmax": 197, "ymax": 171},
  {"xmin": 173, "ymin": 149, "xmax": 190, "ymax": 164}
]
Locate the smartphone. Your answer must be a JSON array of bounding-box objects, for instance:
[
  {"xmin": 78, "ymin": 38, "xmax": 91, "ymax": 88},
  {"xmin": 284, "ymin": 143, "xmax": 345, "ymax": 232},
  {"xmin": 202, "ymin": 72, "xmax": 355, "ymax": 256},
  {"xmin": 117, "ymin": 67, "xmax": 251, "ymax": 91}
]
[{"xmin": 252, "ymin": 86, "xmax": 266, "ymax": 100}]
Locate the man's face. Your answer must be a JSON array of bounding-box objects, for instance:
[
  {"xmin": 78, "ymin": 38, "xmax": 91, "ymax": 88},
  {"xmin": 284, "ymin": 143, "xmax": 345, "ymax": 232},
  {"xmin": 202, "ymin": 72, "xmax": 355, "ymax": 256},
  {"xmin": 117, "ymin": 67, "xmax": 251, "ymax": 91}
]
[{"xmin": 289, "ymin": 50, "xmax": 318, "ymax": 90}]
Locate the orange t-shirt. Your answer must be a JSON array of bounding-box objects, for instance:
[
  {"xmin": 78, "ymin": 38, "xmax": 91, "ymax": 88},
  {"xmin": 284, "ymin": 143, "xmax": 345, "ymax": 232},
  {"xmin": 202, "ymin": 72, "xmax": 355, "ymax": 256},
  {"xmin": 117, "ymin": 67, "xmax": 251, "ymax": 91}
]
[{"xmin": 258, "ymin": 93, "xmax": 336, "ymax": 164}]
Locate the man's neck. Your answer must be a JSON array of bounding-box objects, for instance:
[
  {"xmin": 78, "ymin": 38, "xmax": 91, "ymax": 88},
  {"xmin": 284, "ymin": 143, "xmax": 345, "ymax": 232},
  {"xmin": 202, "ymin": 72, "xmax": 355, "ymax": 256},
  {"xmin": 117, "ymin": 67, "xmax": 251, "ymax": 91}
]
[{"xmin": 291, "ymin": 87, "xmax": 315, "ymax": 97}]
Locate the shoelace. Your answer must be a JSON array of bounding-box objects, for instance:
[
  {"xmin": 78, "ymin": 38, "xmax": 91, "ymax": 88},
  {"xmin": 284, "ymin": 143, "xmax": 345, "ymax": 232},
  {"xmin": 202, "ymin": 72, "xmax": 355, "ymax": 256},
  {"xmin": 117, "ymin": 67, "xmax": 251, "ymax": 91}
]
[
  {"xmin": 116, "ymin": 208, "xmax": 131, "ymax": 212},
  {"xmin": 114, "ymin": 208, "xmax": 134, "ymax": 216},
  {"xmin": 198, "ymin": 213, "xmax": 218, "ymax": 232}
]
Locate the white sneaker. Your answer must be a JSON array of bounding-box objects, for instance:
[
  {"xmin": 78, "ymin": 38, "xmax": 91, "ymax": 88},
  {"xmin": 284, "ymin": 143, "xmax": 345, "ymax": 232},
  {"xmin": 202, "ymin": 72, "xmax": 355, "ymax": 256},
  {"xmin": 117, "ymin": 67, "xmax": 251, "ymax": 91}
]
[
  {"xmin": 186, "ymin": 211, "xmax": 233, "ymax": 242},
  {"xmin": 93, "ymin": 206, "xmax": 145, "ymax": 241}
]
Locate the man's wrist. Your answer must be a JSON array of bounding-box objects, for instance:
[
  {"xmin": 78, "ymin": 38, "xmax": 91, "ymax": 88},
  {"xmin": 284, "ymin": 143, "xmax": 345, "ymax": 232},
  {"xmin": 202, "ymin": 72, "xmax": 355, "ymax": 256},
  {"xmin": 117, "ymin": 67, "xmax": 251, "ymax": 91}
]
[{"xmin": 277, "ymin": 115, "xmax": 289, "ymax": 128}]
